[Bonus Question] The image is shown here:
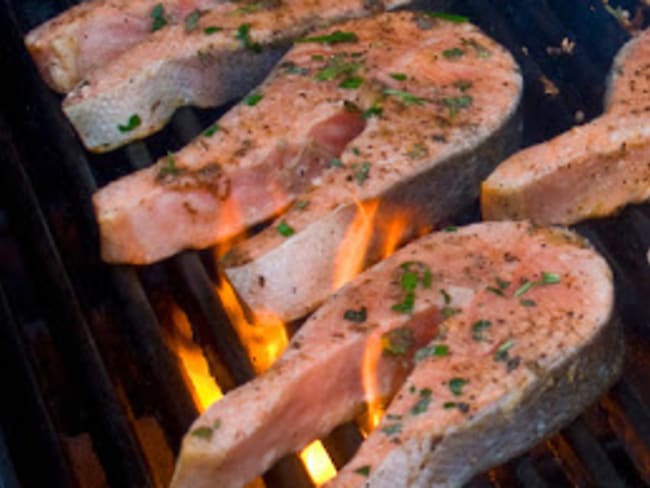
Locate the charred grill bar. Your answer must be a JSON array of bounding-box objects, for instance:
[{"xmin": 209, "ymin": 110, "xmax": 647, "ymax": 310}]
[{"xmin": 1, "ymin": 0, "xmax": 650, "ymax": 487}]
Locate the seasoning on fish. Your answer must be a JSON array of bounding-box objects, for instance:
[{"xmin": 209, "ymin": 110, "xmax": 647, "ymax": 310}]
[
  {"xmin": 172, "ymin": 221, "xmax": 621, "ymax": 488},
  {"xmin": 222, "ymin": 14, "xmax": 522, "ymax": 322},
  {"xmin": 482, "ymin": 28, "xmax": 650, "ymax": 226},
  {"xmin": 93, "ymin": 12, "xmax": 522, "ymax": 265},
  {"xmin": 24, "ymin": 0, "xmax": 224, "ymax": 93},
  {"xmin": 57, "ymin": 0, "xmax": 409, "ymax": 152}
]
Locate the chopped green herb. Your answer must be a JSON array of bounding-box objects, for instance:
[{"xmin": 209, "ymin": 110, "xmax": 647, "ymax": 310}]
[
  {"xmin": 204, "ymin": 26, "xmax": 222, "ymax": 35},
  {"xmin": 235, "ymin": 1, "xmax": 264, "ymax": 14},
  {"xmin": 185, "ymin": 9, "xmax": 202, "ymax": 33},
  {"xmin": 386, "ymin": 413, "xmax": 402, "ymax": 421},
  {"xmin": 541, "ymin": 272, "xmax": 561, "ymax": 284},
  {"xmin": 329, "ymin": 157, "xmax": 344, "ymax": 168},
  {"xmin": 443, "ymin": 401, "xmax": 470, "ymax": 413},
  {"xmin": 410, "ymin": 388, "xmax": 433, "ymax": 415},
  {"xmin": 390, "ymin": 72, "xmax": 408, "ymax": 81},
  {"xmin": 151, "ymin": 3, "xmax": 168, "ymax": 32},
  {"xmin": 443, "ymin": 47, "xmax": 465, "ymax": 59},
  {"xmin": 494, "ymin": 339, "xmax": 515, "ymax": 362},
  {"xmin": 297, "ymin": 30, "xmax": 359, "ymax": 45},
  {"xmin": 352, "ymin": 147, "xmax": 361, "ymax": 156},
  {"xmin": 515, "ymin": 272, "xmax": 561, "ymax": 297},
  {"xmin": 414, "ymin": 344, "xmax": 449, "ymax": 362},
  {"xmin": 352, "ymin": 161, "xmax": 371, "ymax": 185},
  {"xmin": 441, "ymin": 307, "xmax": 461, "ymax": 318},
  {"xmin": 344, "ymin": 306, "xmax": 367, "ymax": 323},
  {"xmin": 245, "ymin": 92, "xmax": 263, "ymax": 106},
  {"xmin": 449, "ymin": 377, "xmax": 469, "ymax": 396},
  {"xmin": 520, "ymin": 298, "xmax": 537, "ymax": 307},
  {"xmin": 381, "ymin": 327, "xmax": 415, "ymax": 356},
  {"xmin": 354, "ymin": 465, "xmax": 371, "ymax": 477},
  {"xmin": 339, "ymin": 76, "xmax": 363, "ymax": 89},
  {"xmin": 401, "ymin": 271, "xmax": 419, "ymax": 292},
  {"xmin": 191, "ymin": 426, "xmax": 213, "ymax": 439},
  {"xmin": 462, "ymin": 37, "xmax": 491, "ymax": 58},
  {"xmin": 443, "ymin": 226, "xmax": 458, "ymax": 232},
  {"xmin": 384, "ymin": 88, "xmax": 428, "ymax": 106},
  {"xmin": 158, "ymin": 153, "xmax": 181, "ymax": 178},
  {"xmin": 277, "ymin": 220, "xmax": 295, "ymax": 237},
  {"xmin": 202, "ymin": 124, "xmax": 220, "ymax": 137},
  {"xmin": 235, "ymin": 23, "xmax": 261, "ymax": 53},
  {"xmin": 408, "ymin": 384, "xmax": 417, "ymax": 394},
  {"xmin": 362, "ymin": 103, "xmax": 383, "ymax": 119},
  {"xmin": 391, "ymin": 291, "xmax": 415, "ymax": 314},
  {"xmin": 295, "ymin": 199, "xmax": 310, "ymax": 210},
  {"xmin": 440, "ymin": 95, "xmax": 473, "ymax": 117},
  {"xmin": 486, "ymin": 286, "xmax": 504, "ymax": 296},
  {"xmin": 422, "ymin": 269, "xmax": 433, "ymax": 288},
  {"xmin": 118, "ymin": 114, "xmax": 141, "ymax": 133},
  {"xmin": 213, "ymin": 418, "xmax": 222, "ymax": 429},
  {"xmin": 381, "ymin": 423, "xmax": 402, "ymax": 435},
  {"xmin": 314, "ymin": 56, "xmax": 361, "ymax": 81},
  {"xmin": 496, "ymin": 277, "xmax": 510, "ymax": 290},
  {"xmin": 453, "ymin": 79, "xmax": 473, "ymax": 91},
  {"xmin": 471, "ymin": 320, "xmax": 491, "ymax": 341},
  {"xmin": 440, "ymin": 289, "xmax": 451, "ymax": 305},
  {"xmin": 280, "ymin": 61, "xmax": 309, "ymax": 75},
  {"xmin": 424, "ymin": 11, "xmax": 469, "ymax": 23}
]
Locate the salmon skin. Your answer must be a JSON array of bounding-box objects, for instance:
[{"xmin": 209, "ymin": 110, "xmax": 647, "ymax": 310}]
[
  {"xmin": 222, "ymin": 14, "xmax": 522, "ymax": 322},
  {"xmin": 24, "ymin": 0, "xmax": 222, "ymax": 94},
  {"xmin": 172, "ymin": 221, "xmax": 622, "ymax": 488},
  {"xmin": 59, "ymin": 0, "xmax": 409, "ymax": 152},
  {"xmin": 93, "ymin": 12, "xmax": 522, "ymax": 265},
  {"xmin": 482, "ymin": 29, "xmax": 650, "ymax": 226}
]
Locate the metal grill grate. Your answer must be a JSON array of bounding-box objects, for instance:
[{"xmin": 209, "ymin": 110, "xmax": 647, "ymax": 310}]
[{"xmin": 0, "ymin": 1, "xmax": 649, "ymax": 487}]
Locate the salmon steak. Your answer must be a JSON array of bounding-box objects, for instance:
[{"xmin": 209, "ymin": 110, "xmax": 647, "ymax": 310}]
[
  {"xmin": 24, "ymin": 0, "xmax": 223, "ymax": 93},
  {"xmin": 57, "ymin": 0, "xmax": 409, "ymax": 152},
  {"xmin": 222, "ymin": 14, "xmax": 522, "ymax": 322},
  {"xmin": 482, "ymin": 28, "xmax": 650, "ymax": 226},
  {"xmin": 172, "ymin": 221, "xmax": 622, "ymax": 488},
  {"xmin": 93, "ymin": 12, "xmax": 522, "ymax": 266}
]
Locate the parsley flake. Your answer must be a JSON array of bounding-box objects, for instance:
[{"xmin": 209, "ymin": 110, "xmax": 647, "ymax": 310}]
[
  {"xmin": 190, "ymin": 426, "xmax": 213, "ymax": 440},
  {"xmin": 410, "ymin": 388, "xmax": 433, "ymax": 415},
  {"xmin": 158, "ymin": 153, "xmax": 181, "ymax": 178},
  {"xmin": 277, "ymin": 220, "xmax": 295, "ymax": 237},
  {"xmin": 381, "ymin": 423, "xmax": 402, "ymax": 436},
  {"xmin": 344, "ymin": 306, "xmax": 367, "ymax": 323},
  {"xmin": 352, "ymin": 161, "xmax": 371, "ymax": 185},
  {"xmin": 202, "ymin": 124, "xmax": 220, "ymax": 137},
  {"xmin": 355, "ymin": 465, "xmax": 371, "ymax": 477},
  {"xmin": 471, "ymin": 320, "xmax": 491, "ymax": 341},
  {"xmin": 118, "ymin": 114, "xmax": 141, "ymax": 133},
  {"xmin": 424, "ymin": 11, "xmax": 469, "ymax": 23},
  {"xmin": 381, "ymin": 327, "xmax": 415, "ymax": 356},
  {"xmin": 443, "ymin": 47, "xmax": 465, "ymax": 59},
  {"xmin": 245, "ymin": 92, "xmax": 263, "ymax": 106},
  {"xmin": 414, "ymin": 344, "xmax": 449, "ymax": 362},
  {"xmin": 236, "ymin": 23, "xmax": 261, "ymax": 53},
  {"xmin": 329, "ymin": 157, "xmax": 344, "ymax": 168},
  {"xmin": 494, "ymin": 339, "xmax": 515, "ymax": 362},
  {"xmin": 339, "ymin": 76, "xmax": 363, "ymax": 89},
  {"xmin": 390, "ymin": 72, "xmax": 408, "ymax": 81},
  {"xmin": 440, "ymin": 95, "xmax": 473, "ymax": 117},
  {"xmin": 185, "ymin": 9, "xmax": 202, "ymax": 33},
  {"xmin": 297, "ymin": 31, "xmax": 359, "ymax": 45},
  {"xmin": 204, "ymin": 26, "xmax": 222, "ymax": 35},
  {"xmin": 151, "ymin": 3, "xmax": 168, "ymax": 32},
  {"xmin": 362, "ymin": 103, "xmax": 383, "ymax": 119},
  {"xmin": 384, "ymin": 88, "xmax": 428, "ymax": 106},
  {"xmin": 449, "ymin": 377, "xmax": 469, "ymax": 396}
]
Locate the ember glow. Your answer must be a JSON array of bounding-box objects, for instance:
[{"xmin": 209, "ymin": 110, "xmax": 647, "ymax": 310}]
[{"xmin": 361, "ymin": 333, "xmax": 385, "ymax": 433}]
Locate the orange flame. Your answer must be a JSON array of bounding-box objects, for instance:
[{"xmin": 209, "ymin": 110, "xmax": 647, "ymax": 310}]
[
  {"xmin": 360, "ymin": 333, "xmax": 385, "ymax": 433},
  {"xmin": 165, "ymin": 305, "xmax": 223, "ymax": 411},
  {"xmin": 332, "ymin": 199, "xmax": 380, "ymax": 291}
]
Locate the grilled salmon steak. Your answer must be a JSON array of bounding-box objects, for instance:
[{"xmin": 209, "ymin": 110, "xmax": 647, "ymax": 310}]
[
  {"xmin": 172, "ymin": 221, "xmax": 622, "ymax": 488},
  {"xmin": 222, "ymin": 14, "xmax": 522, "ymax": 322},
  {"xmin": 24, "ymin": 0, "xmax": 222, "ymax": 93},
  {"xmin": 58, "ymin": 0, "xmax": 409, "ymax": 152},
  {"xmin": 482, "ymin": 28, "xmax": 650, "ymax": 225},
  {"xmin": 94, "ymin": 12, "xmax": 522, "ymax": 265}
]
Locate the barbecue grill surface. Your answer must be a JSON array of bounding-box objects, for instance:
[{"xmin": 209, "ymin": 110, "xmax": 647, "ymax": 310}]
[{"xmin": 1, "ymin": 1, "xmax": 650, "ymax": 487}]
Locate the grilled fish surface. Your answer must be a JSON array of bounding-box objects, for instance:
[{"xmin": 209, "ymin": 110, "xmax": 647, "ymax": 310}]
[
  {"xmin": 482, "ymin": 28, "xmax": 650, "ymax": 225},
  {"xmin": 25, "ymin": 0, "xmax": 222, "ymax": 93},
  {"xmin": 173, "ymin": 221, "xmax": 621, "ymax": 488},
  {"xmin": 94, "ymin": 12, "xmax": 521, "ymax": 266},
  {"xmin": 223, "ymin": 13, "xmax": 522, "ymax": 322},
  {"xmin": 61, "ymin": 0, "xmax": 409, "ymax": 151}
]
